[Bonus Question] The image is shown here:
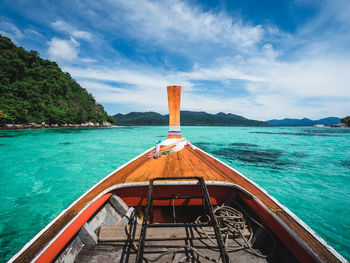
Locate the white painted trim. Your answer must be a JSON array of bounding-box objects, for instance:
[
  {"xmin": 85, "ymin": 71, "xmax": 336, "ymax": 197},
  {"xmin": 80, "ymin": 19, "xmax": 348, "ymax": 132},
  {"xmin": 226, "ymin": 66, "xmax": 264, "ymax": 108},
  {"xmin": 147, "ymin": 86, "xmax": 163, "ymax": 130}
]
[
  {"xmin": 8, "ymin": 147, "xmax": 154, "ymax": 263},
  {"xmin": 194, "ymin": 146, "xmax": 348, "ymax": 263}
]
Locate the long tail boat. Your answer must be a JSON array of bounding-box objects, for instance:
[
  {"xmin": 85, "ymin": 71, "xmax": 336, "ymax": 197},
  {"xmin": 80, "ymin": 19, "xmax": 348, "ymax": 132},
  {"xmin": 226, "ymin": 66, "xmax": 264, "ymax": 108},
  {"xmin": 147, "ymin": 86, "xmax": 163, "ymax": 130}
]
[{"xmin": 9, "ymin": 86, "xmax": 347, "ymax": 263}]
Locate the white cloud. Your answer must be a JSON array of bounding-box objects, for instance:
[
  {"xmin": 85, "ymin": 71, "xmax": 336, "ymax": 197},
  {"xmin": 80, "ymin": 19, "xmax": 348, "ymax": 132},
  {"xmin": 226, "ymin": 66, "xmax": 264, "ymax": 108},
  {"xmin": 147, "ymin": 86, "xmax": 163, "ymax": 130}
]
[
  {"xmin": 178, "ymin": 65, "xmax": 262, "ymax": 82},
  {"xmin": 77, "ymin": 79, "xmax": 254, "ymax": 115},
  {"xmin": 47, "ymin": 37, "xmax": 79, "ymax": 62},
  {"xmin": 51, "ymin": 20, "xmax": 92, "ymax": 41},
  {"xmin": 0, "ymin": 22, "xmax": 24, "ymax": 42},
  {"xmin": 103, "ymin": 0, "xmax": 265, "ymax": 51},
  {"xmin": 250, "ymin": 56, "xmax": 350, "ymax": 98},
  {"xmin": 64, "ymin": 66, "xmax": 169, "ymax": 88},
  {"xmin": 79, "ymin": 81, "xmax": 126, "ymax": 93},
  {"xmin": 24, "ymin": 29, "xmax": 42, "ymax": 37},
  {"xmin": 65, "ymin": 48, "xmax": 350, "ymax": 119},
  {"xmin": 78, "ymin": 80, "xmax": 169, "ymax": 112},
  {"xmin": 79, "ymin": 57, "xmax": 97, "ymax": 63},
  {"xmin": 48, "ymin": 20, "xmax": 96, "ymax": 65},
  {"xmin": 13, "ymin": 0, "xmax": 347, "ymax": 119}
]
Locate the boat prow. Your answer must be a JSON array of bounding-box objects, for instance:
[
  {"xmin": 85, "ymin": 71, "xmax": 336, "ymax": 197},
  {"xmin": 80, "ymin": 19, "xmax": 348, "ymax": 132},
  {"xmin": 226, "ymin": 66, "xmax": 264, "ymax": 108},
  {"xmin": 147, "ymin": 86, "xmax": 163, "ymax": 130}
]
[{"xmin": 9, "ymin": 86, "xmax": 348, "ymax": 263}]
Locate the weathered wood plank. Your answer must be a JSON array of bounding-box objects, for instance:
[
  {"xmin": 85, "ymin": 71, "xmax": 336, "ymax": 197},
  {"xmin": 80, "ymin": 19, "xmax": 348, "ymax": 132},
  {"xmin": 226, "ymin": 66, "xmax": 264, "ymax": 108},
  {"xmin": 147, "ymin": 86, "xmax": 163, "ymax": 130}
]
[
  {"xmin": 99, "ymin": 225, "xmax": 213, "ymax": 242},
  {"xmin": 75, "ymin": 242, "xmax": 268, "ymax": 263}
]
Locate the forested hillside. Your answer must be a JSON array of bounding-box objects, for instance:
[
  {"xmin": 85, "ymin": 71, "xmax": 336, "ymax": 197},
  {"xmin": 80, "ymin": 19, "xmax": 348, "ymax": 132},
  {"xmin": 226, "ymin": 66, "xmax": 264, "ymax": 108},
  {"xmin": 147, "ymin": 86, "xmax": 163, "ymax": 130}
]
[
  {"xmin": 113, "ymin": 111, "xmax": 268, "ymax": 126},
  {"xmin": 267, "ymin": 117, "xmax": 340, "ymax": 126},
  {"xmin": 0, "ymin": 35, "xmax": 114, "ymax": 125},
  {"xmin": 341, "ymin": 116, "xmax": 350, "ymax": 126}
]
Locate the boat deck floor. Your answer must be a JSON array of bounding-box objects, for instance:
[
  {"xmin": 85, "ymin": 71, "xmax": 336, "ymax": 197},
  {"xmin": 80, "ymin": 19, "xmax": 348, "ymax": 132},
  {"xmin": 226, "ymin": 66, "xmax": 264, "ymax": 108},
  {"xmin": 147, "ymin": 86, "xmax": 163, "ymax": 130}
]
[
  {"xmin": 54, "ymin": 194, "xmax": 299, "ymax": 263},
  {"xmin": 75, "ymin": 222, "xmax": 271, "ymax": 263},
  {"xmin": 76, "ymin": 234, "xmax": 268, "ymax": 263}
]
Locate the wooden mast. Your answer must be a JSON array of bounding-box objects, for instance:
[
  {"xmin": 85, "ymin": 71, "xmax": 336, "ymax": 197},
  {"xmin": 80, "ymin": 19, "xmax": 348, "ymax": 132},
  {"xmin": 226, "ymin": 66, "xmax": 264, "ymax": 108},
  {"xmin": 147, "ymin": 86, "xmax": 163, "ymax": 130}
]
[{"xmin": 167, "ymin": 86, "xmax": 182, "ymax": 139}]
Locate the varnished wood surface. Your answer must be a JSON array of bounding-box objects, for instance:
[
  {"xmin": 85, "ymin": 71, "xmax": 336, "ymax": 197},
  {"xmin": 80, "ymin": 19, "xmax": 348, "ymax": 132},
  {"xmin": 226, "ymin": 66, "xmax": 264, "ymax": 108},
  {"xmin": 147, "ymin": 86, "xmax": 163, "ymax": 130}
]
[
  {"xmin": 13, "ymin": 145, "xmax": 341, "ymax": 263},
  {"xmin": 167, "ymin": 86, "xmax": 182, "ymax": 139},
  {"xmin": 167, "ymin": 86, "xmax": 181, "ymax": 128}
]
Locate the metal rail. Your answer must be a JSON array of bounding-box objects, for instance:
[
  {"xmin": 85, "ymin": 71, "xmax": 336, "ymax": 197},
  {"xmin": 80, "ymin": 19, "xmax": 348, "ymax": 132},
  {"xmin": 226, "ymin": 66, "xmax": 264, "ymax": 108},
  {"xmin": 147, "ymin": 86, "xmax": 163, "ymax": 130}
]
[{"xmin": 135, "ymin": 176, "xmax": 229, "ymax": 263}]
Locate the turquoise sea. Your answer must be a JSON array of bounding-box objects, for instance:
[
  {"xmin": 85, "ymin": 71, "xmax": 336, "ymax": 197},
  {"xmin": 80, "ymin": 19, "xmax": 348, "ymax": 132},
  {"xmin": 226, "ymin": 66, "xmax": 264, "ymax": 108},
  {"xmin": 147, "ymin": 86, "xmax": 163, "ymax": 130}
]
[{"xmin": 0, "ymin": 126, "xmax": 349, "ymax": 262}]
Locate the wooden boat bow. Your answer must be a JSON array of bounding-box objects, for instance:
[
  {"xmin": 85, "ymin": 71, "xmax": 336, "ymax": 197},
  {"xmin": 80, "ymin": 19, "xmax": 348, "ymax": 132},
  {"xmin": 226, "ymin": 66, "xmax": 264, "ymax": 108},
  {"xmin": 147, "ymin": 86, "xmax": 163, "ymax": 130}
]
[{"xmin": 9, "ymin": 86, "xmax": 347, "ymax": 263}]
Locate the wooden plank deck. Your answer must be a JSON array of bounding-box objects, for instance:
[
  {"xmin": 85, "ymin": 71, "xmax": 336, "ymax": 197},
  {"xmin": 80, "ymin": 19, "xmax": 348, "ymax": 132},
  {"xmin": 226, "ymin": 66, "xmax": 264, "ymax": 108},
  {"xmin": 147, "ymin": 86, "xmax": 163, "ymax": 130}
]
[
  {"xmin": 75, "ymin": 243, "xmax": 268, "ymax": 263},
  {"xmin": 99, "ymin": 225, "xmax": 251, "ymax": 242},
  {"xmin": 99, "ymin": 225, "xmax": 211, "ymax": 242}
]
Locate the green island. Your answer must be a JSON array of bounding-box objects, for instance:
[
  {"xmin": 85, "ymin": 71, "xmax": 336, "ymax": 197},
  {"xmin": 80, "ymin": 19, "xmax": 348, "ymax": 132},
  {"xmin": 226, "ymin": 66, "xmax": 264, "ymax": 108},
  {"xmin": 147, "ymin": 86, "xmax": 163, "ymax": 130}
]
[
  {"xmin": 0, "ymin": 35, "xmax": 114, "ymax": 129},
  {"xmin": 341, "ymin": 116, "xmax": 350, "ymax": 126},
  {"xmin": 113, "ymin": 111, "xmax": 268, "ymax": 126}
]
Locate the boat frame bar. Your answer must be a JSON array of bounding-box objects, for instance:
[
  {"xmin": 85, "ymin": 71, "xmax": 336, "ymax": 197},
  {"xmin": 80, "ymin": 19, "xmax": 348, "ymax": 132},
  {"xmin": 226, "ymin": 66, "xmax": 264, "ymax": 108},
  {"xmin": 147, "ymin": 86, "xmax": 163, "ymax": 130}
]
[{"xmin": 136, "ymin": 176, "xmax": 230, "ymax": 263}]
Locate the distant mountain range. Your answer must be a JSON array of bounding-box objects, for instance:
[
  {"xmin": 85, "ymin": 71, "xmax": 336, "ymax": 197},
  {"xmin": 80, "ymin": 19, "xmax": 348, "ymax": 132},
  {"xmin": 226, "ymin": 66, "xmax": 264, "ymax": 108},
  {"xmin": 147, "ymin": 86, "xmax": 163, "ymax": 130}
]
[
  {"xmin": 113, "ymin": 111, "xmax": 342, "ymax": 127},
  {"xmin": 266, "ymin": 117, "xmax": 341, "ymax": 126},
  {"xmin": 113, "ymin": 111, "xmax": 268, "ymax": 126}
]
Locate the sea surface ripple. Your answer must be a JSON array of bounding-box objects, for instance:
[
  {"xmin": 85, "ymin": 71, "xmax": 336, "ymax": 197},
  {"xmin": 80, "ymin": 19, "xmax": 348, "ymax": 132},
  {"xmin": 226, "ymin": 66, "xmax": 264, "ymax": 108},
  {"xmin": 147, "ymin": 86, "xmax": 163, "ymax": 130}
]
[{"xmin": 0, "ymin": 126, "xmax": 349, "ymax": 262}]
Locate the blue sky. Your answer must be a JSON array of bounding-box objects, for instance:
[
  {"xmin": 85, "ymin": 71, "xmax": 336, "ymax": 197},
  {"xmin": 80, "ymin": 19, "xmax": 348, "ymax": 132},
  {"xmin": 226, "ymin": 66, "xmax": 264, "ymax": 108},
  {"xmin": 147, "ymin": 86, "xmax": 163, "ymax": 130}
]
[{"xmin": 1, "ymin": 0, "xmax": 349, "ymax": 120}]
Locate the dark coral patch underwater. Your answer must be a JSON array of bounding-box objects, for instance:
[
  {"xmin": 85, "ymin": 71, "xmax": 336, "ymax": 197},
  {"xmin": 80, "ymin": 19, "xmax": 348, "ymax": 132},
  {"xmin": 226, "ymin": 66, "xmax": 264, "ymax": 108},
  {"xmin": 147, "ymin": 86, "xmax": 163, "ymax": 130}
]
[
  {"xmin": 340, "ymin": 160, "xmax": 350, "ymax": 168},
  {"xmin": 230, "ymin": 142, "xmax": 258, "ymax": 147},
  {"xmin": 250, "ymin": 131, "xmax": 341, "ymax": 137},
  {"xmin": 194, "ymin": 141, "xmax": 296, "ymax": 169},
  {"xmin": 212, "ymin": 147, "xmax": 285, "ymax": 165}
]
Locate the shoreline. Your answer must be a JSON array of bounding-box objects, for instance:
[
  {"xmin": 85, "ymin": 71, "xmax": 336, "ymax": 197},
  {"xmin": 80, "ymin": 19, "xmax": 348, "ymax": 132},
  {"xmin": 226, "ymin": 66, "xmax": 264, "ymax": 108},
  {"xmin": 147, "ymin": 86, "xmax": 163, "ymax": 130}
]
[
  {"xmin": 0, "ymin": 121, "xmax": 113, "ymax": 130},
  {"xmin": 1, "ymin": 123, "xmax": 348, "ymax": 130}
]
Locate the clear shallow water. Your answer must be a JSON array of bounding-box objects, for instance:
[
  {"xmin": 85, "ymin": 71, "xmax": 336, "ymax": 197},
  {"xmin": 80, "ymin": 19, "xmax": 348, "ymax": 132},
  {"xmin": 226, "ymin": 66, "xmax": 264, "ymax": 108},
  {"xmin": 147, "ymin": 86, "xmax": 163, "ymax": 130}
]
[{"xmin": 0, "ymin": 126, "xmax": 349, "ymax": 262}]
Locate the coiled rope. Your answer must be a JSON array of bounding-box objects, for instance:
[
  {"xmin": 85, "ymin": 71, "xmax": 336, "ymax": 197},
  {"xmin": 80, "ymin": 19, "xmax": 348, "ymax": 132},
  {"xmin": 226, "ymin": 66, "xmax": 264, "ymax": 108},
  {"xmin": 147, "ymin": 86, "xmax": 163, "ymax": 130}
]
[
  {"xmin": 126, "ymin": 204, "xmax": 276, "ymax": 262},
  {"xmin": 195, "ymin": 204, "xmax": 276, "ymax": 258}
]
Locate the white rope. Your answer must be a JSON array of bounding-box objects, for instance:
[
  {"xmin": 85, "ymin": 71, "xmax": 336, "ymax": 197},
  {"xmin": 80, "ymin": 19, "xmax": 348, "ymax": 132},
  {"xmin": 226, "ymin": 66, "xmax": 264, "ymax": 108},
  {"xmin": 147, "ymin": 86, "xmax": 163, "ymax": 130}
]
[
  {"xmin": 145, "ymin": 138, "xmax": 187, "ymax": 159},
  {"xmin": 195, "ymin": 204, "xmax": 276, "ymax": 258}
]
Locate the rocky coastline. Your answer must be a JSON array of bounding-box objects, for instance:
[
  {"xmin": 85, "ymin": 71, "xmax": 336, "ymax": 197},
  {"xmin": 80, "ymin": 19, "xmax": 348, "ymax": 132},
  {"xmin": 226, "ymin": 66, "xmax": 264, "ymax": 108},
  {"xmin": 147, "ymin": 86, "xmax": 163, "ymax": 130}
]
[{"xmin": 0, "ymin": 121, "xmax": 113, "ymax": 130}]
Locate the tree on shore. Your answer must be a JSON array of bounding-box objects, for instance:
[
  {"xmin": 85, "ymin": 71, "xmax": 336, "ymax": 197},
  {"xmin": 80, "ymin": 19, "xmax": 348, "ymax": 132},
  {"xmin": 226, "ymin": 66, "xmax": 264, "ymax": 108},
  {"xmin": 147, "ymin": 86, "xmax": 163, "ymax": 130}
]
[
  {"xmin": 0, "ymin": 110, "xmax": 7, "ymax": 120},
  {"xmin": 341, "ymin": 116, "xmax": 350, "ymax": 126},
  {"xmin": 0, "ymin": 35, "xmax": 115, "ymax": 125}
]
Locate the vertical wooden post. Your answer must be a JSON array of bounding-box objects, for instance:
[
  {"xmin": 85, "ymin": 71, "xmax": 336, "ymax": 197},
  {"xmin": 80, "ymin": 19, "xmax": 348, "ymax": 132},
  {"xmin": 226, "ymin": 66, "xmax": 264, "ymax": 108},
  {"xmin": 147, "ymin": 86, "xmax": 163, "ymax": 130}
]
[{"xmin": 167, "ymin": 86, "xmax": 182, "ymax": 139}]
